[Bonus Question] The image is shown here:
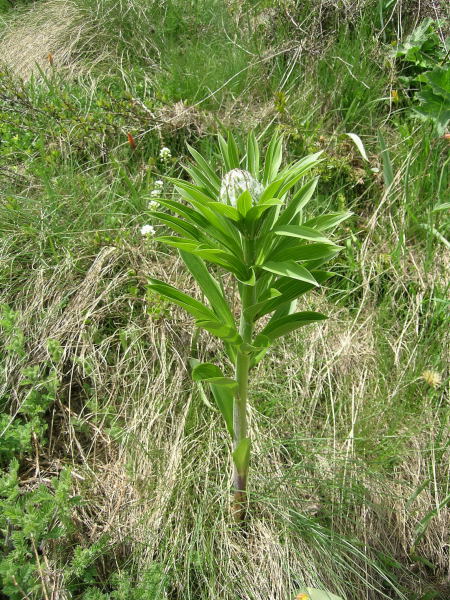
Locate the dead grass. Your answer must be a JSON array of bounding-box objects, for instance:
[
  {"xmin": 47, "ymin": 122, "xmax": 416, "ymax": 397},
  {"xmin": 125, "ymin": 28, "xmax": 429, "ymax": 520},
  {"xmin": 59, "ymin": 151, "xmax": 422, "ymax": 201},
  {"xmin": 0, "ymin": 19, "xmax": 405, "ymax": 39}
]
[
  {"xmin": 1, "ymin": 219, "xmax": 447, "ymax": 598},
  {"xmin": 0, "ymin": 0, "xmax": 110, "ymax": 79}
]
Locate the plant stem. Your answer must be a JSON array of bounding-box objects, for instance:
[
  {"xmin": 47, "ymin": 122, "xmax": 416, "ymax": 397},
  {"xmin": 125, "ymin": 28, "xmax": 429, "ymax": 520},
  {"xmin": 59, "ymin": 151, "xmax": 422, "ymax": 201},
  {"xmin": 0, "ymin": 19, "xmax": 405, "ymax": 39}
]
[{"xmin": 232, "ymin": 238, "xmax": 255, "ymax": 522}]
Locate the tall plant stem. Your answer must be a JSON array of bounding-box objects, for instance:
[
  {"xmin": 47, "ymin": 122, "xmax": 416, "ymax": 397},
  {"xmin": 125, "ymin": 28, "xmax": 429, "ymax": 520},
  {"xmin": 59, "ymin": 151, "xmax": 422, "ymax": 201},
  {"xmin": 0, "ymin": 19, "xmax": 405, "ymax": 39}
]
[{"xmin": 232, "ymin": 238, "xmax": 255, "ymax": 522}]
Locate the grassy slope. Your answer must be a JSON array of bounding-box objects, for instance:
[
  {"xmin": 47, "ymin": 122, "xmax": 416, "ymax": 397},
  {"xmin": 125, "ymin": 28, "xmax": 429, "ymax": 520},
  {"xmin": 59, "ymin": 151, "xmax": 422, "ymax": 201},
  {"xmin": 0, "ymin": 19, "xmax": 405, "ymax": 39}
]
[{"xmin": 0, "ymin": 1, "xmax": 449, "ymax": 599}]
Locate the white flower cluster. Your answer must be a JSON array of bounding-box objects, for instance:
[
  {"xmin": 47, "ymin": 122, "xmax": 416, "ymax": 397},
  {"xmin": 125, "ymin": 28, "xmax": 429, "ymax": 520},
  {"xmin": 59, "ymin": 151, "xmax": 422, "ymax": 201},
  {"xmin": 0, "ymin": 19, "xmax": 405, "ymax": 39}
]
[
  {"xmin": 141, "ymin": 224, "xmax": 155, "ymax": 236},
  {"xmin": 219, "ymin": 169, "xmax": 263, "ymax": 208},
  {"xmin": 148, "ymin": 179, "xmax": 164, "ymax": 209},
  {"xmin": 159, "ymin": 146, "xmax": 171, "ymax": 161}
]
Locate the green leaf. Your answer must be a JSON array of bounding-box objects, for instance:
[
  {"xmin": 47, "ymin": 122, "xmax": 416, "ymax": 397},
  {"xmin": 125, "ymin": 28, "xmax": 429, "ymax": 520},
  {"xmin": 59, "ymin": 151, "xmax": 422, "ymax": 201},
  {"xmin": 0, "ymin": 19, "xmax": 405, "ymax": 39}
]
[
  {"xmin": 268, "ymin": 242, "xmax": 341, "ymax": 263},
  {"xmin": 218, "ymin": 134, "xmax": 232, "ymax": 171},
  {"xmin": 154, "ymin": 236, "xmax": 199, "ymax": 252},
  {"xmin": 346, "ymin": 133, "xmax": 369, "ymax": 161},
  {"xmin": 192, "ymin": 362, "xmax": 224, "ymax": 381},
  {"xmin": 191, "ymin": 363, "xmax": 237, "ymax": 390},
  {"xmin": 258, "ymin": 178, "xmax": 284, "ymax": 203},
  {"xmin": 206, "ymin": 202, "xmax": 241, "ymax": 221},
  {"xmin": 195, "ymin": 320, "xmax": 242, "ymax": 344},
  {"xmin": 147, "ymin": 279, "xmax": 217, "ymax": 322},
  {"xmin": 246, "ymin": 271, "xmax": 333, "ymax": 320},
  {"xmin": 274, "ymin": 225, "xmax": 333, "ymax": 244},
  {"xmin": 192, "ymin": 247, "xmax": 251, "ymax": 282},
  {"xmin": 184, "ymin": 164, "xmax": 218, "ymax": 196},
  {"xmin": 263, "ymin": 132, "xmax": 283, "ymax": 184},
  {"xmin": 179, "ymin": 251, "xmax": 235, "ymax": 327},
  {"xmin": 296, "ymin": 588, "xmax": 344, "ymax": 600},
  {"xmin": 277, "ymin": 152, "xmax": 323, "ymax": 197},
  {"xmin": 186, "ymin": 144, "xmax": 221, "ymax": 190},
  {"xmin": 303, "ymin": 211, "xmax": 353, "ymax": 231},
  {"xmin": 227, "ymin": 131, "xmax": 240, "ymax": 168},
  {"xmin": 209, "ymin": 383, "xmax": 234, "ymax": 436},
  {"xmin": 246, "ymin": 130, "xmax": 260, "ymax": 177},
  {"xmin": 166, "ymin": 177, "xmax": 242, "ymax": 250},
  {"xmin": 190, "ymin": 360, "xmax": 234, "ymax": 436},
  {"xmin": 256, "ymin": 311, "xmax": 327, "ymax": 343},
  {"xmin": 237, "ymin": 190, "xmax": 253, "ymax": 217},
  {"xmin": 150, "ymin": 211, "xmax": 206, "ymax": 242},
  {"xmin": 275, "ymin": 177, "xmax": 319, "ymax": 227},
  {"xmin": 245, "ymin": 198, "xmax": 283, "ymax": 223},
  {"xmin": 262, "ymin": 261, "xmax": 318, "ymax": 285},
  {"xmin": 232, "ymin": 438, "xmax": 251, "ymax": 476}
]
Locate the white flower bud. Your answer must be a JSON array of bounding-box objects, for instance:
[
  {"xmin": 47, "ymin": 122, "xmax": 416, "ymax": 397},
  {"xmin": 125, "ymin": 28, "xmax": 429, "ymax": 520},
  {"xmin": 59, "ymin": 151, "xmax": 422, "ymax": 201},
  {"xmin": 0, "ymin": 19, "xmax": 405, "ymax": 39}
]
[{"xmin": 219, "ymin": 169, "xmax": 263, "ymax": 207}]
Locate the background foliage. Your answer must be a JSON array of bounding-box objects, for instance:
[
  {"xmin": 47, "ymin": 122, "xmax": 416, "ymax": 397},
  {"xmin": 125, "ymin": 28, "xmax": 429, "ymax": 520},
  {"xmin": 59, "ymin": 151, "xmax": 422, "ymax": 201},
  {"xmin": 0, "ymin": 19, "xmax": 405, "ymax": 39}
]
[{"xmin": 0, "ymin": 1, "xmax": 448, "ymax": 598}]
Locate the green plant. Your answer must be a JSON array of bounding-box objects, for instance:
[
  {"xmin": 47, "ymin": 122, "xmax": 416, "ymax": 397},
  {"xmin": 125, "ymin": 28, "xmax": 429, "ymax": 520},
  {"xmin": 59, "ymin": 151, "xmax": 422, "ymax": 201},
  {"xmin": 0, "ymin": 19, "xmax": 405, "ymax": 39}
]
[
  {"xmin": 391, "ymin": 19, "xmax": 450, "ymax": 133},
  {"xmin": 148, "ymin": 131, "xmax": 350, "ymax": 521}
]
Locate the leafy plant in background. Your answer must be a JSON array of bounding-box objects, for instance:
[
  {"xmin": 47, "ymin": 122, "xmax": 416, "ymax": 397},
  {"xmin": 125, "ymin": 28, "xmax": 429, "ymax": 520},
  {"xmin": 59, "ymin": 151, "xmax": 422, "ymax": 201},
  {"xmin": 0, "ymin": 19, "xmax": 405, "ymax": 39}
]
[
  {"xmin": 391, "ymin": 19, "xmax": 450, "ymax": 134},
  {"xmin": 147, "ymin": 131, "xmax": 351, "ymax": 523}
]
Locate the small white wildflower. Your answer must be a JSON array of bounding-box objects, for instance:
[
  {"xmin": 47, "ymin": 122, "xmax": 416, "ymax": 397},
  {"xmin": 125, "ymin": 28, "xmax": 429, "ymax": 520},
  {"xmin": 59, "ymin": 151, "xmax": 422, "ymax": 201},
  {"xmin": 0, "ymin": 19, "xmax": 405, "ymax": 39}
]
[
  {"xmin": 150, "ymin": 189, "xmax": 160, "ymax": 197},
  {"xmin": 154, "ymin": 179, "xmax": 164, "ymax": 188},
  {"xmin": 220, "ymin": 169, "xmax": 264, "ymax": 208},
  {"xmin": 140, "ymin": 224, "xmax": 155, "ymax": 236},
  {"xmin": 159, "ymin": 147, "xmax": 171, "ymax": 161},
  {"xmin": 148, "ymin": 200, "xmax": 159, "ymax": 210}
]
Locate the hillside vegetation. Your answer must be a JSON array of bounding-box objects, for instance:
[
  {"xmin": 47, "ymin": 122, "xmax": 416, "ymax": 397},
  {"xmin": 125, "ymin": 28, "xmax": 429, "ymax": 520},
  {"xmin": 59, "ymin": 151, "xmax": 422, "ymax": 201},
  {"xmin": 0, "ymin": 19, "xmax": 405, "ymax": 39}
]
[{"xmin": 0, "ymin": 1, "xmax": 449, "ymax": 599}]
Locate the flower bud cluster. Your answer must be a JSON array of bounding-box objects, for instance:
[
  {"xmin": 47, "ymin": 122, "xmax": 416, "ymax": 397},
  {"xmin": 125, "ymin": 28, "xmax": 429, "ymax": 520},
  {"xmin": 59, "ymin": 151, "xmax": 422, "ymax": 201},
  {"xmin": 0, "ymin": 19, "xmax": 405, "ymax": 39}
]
[{"xmin": 219, "ymin": 169, "xmax": 263, "ymax": 207}]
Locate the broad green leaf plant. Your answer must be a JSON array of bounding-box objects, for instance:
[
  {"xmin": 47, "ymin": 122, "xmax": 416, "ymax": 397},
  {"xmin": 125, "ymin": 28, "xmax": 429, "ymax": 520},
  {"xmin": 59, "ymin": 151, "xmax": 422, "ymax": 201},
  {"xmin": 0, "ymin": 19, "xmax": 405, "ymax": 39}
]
[{"xmin": 147, "ymin": 131, "xmax": 351, "ymax": 522}]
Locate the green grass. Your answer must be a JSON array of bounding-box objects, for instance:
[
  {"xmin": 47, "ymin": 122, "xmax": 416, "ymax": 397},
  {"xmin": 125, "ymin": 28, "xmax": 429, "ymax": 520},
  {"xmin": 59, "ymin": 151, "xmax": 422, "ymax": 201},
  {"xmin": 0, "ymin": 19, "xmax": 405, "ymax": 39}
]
[{"xmin": 0, "ymin": 1, "xmax": 449, "ymax": 599}]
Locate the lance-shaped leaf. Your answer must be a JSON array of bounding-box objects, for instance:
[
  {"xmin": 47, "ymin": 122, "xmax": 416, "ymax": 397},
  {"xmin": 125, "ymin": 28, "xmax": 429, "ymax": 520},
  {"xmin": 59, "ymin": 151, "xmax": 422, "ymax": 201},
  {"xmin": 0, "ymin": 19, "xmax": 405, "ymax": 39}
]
[
  {"xmin": 210, "ymin": 383, "xmax": 234, "ymax": 436},
  {"xmin": 227, "ymin": 131, "xmax": 240, "ymax": 169},
  {"xmin": 190, "ymin": 360, "xmax": 234, "ymax": 436},
  {"xmin": 245, "ymin": 198, "xmax": 283, "ymax": 224},
  {"xmin": 195, "ymin": 320, "xmax": 242, "ymax": 345},
  {"xmin": 232, "ymin": 438, "xmax": 251, "ymax": 477},
  {"xmin": 256, "ymin": 178, "xmax": 320, "ymax": 263},
  {"xmin": 166, "ymin": 177, "xmax": 241, "ymax": 250},
  {"xmin": 192, "ymin": 362, "xmax": 237, "ymax": 390},
  {"xmin": 246, "ymin": 130, "xmax": 260, "ymax": 178},
  {"xmin": 183, "ymin": 163, "xmax": 219, "ymax": 197},
  {"xmin": 179, "ymin": 251, "xmax": 235, "ymax": 328},
  {"xmin": 255, "ymin": 311, "xmax": 327, "ymax": 344},
  {"xmin": 275, "ymin": 177, "xmax": 319, "ymax": 227},
  {"xmin": 237, "ymin": 190, "xmax": 253, "ymax": 217},
  {"xmin": 156, "ymin": 198, "xmax": 241, "ymax": 255},
  {"xmin": 262, "ymin": 261, "xmax": 318, "ymax": 285},
  {"xmin": 246, "ymin": 271, "xmax": 333, "ymax": 320},
  {"xmin": 154, "ymin": 236, "xmax": 199, "ymax": 252},
  {"xmin": 278, "ymin": 151, "xmax": 323, "ymax": 180},
  {"xmin": 149, "ymin": 211, "xmax": 207, "ymax": 243},
  {"xmin": 186, "ymin": 144, "xmax": 221, "ymax": 190},
  {"xmin": 192, "ymin": 247, "xmax": 252, "ymax": 283},
  {"xmin": 274, "ymin": 224, "xmax": 333, "ymax": 244},
  {"xmin": 206, "ymin": 202, "xmax": 240, "ymax": 221},
  {"xmin": 268, "ymin": 242, "xmax": 341, "ymax": 263},
  {"xmin": 147, "ymin": 279, "xmax": 217, "ymax": 322},
  {"xmin": 303, "ymin": 211, "xmax": 353, "ymax": 231},
  {"xmin": 263, "ymin": 132, "xmax": 283, "ymax": 184},
  {"xmin": 276, "ymin": 152, "xmax": 323, "ymax": 198},
  {"xmin": 218, "ymin": 134, "xmax": 232, "ymax": 171}
]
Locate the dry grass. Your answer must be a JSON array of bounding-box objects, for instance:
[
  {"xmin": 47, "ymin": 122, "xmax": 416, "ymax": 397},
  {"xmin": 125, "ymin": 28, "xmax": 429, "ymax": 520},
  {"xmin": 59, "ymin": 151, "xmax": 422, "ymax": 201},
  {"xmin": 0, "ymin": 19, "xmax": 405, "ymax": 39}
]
[
  {"xmin": 0, "ymin": 0, "xmax": 110, "ymax": 79},
  {"xmin": 2, "ymin": 217, "xmax": 447, "ymax": 597}
]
